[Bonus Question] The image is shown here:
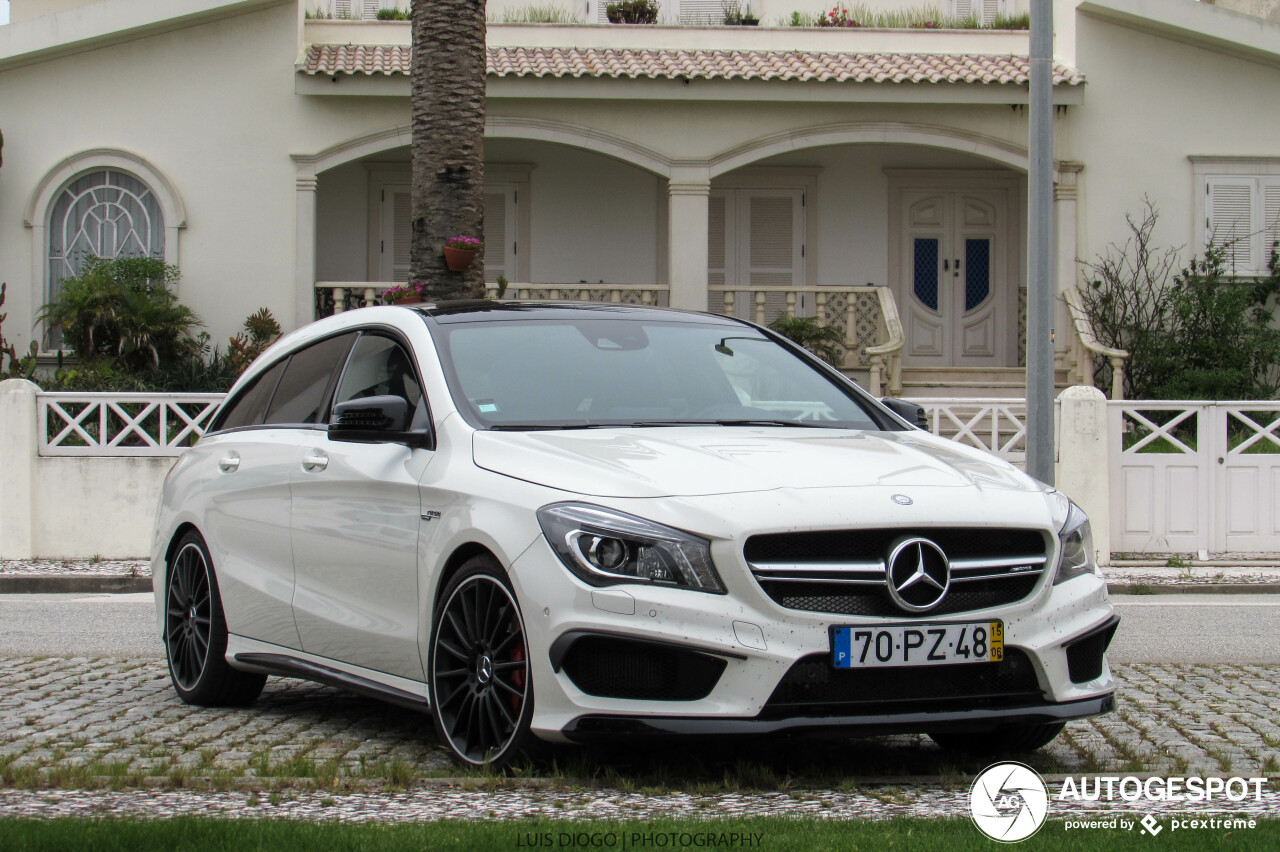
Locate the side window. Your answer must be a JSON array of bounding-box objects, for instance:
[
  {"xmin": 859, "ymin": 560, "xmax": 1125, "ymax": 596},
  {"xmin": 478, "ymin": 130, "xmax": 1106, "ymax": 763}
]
[
  {"xmin": 333, "ymin": 334, "xmax": 423, "ymax": 412},
  {"xmin": 263, "ymin": 333, "xmax": 357, "ymax": 426},
  {"xmin": 213, "ymin": 360, "xmax": 286, "ymax": 432}
]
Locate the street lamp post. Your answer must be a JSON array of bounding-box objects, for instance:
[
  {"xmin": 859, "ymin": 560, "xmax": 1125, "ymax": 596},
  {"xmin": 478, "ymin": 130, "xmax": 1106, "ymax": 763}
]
[{"xmin": 1027, "ymin": 0, "xmax": 1055, "ymax": 485}]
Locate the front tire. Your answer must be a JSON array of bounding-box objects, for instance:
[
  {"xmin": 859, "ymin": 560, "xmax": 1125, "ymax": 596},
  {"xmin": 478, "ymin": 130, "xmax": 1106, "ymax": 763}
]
[
  {"xmin": 164, "ymin": 531, "xmax": 266, "ymax": 707},
  {"xmin": 929, "ymin": 721, "xmax": 1065, "ymax": 755},
  {"xmin": 428, "ymin": 556, "xmax": 535, "ymax": 769}
]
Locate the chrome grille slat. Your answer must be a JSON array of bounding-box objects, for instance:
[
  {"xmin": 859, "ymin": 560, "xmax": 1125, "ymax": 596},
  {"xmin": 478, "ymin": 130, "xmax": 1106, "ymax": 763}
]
[{"xmin": 744, "ymin": 527, "xmax": 1049, "ymax": 618}]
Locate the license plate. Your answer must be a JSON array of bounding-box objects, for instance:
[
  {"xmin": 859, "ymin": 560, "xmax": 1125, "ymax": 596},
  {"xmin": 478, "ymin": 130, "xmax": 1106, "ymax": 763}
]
[{"xmin": 832, "ymin": 621, "xmax": 1004, "ymax": 668}]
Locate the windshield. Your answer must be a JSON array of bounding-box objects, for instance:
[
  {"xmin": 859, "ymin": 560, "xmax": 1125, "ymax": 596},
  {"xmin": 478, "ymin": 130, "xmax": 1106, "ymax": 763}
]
[{"xmin": 432, "ymin": 316, "xmax": 881, "ymax": 431}]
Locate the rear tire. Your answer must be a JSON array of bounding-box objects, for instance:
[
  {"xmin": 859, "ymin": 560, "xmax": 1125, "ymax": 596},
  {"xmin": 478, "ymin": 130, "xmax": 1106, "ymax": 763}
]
[
  {"xmin": 929, "ymin": 721, "xmax": 1065, "ymax": 755},
  {"xmin": 428, "ymin": 555, "xmax": 536, "ymax": 770},
  {"xmin": 163, "ymin": 531, "xmax": 266, "ymax": 707}
]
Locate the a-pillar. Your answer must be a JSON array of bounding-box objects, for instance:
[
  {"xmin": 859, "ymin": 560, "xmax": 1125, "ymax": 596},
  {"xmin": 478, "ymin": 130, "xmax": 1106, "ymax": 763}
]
[
  {"xmin": 294, "ymin": 170, "xmax": 319, "ymax": 331},
  {"xmin": 1054, "ymin": 163, "xmax": 1083, "ymax": 361},
  {"xmin": 667, "ymin": 168, "xmax": 710, "ymax": 312}
]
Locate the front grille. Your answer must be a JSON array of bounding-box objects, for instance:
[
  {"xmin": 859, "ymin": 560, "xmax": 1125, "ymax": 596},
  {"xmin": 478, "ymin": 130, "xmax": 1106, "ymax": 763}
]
[
  {"xmin": 1065, "ymin": 618, "xmax": 1120, "ymax": 683},
  {"xmin": 762, "ymin": 648, "xmax": 1042, "ymax": 718},
  {"xmin": 746, "ymin": 528, "xmax": 1048, "ymax": 617},
  {"xmin": 560, "ymin": 636, "xmax": 726, "ymax": 701}
]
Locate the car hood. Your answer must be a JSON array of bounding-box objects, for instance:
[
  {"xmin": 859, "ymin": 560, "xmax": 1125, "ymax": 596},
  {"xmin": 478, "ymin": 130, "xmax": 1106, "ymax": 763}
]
[{"xmin": 471, "ymin": 427, "xmax": 1037, "ymax": 499}]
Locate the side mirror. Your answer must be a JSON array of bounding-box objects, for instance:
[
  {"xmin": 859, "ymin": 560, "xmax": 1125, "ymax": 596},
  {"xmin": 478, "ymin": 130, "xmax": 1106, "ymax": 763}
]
[
  {"xmin": 329, "ymin": 396, "xmax": 427, "ymax": 446},
  {"xmin": 881, "ymin": 397, "xmax": 927, "ymax": 430}
]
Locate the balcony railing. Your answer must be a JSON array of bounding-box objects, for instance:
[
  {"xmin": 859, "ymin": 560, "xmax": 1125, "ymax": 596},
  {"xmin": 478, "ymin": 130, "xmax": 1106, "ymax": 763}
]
[
  {"xmin": 708, "ymin": 285, "xmax": 904, "ymax": 396},
  {"xmin": 1064, "ymin": 287, "xmax": 1128, "ymax": 400},
  {"xmin": 314, "ymin": 281, "xmax": 670, "ymax": 316}
]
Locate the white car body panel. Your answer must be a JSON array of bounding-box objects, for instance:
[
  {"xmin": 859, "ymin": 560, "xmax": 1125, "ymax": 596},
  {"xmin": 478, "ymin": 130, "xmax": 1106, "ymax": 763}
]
[{"xmin": 152, "ymin": 304, "xmax": 1116, "ymax": 754}]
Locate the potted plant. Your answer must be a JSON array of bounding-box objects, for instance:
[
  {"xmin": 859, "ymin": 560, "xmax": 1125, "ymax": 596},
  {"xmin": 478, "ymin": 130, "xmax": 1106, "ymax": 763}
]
[
  {"xmin": 606, "ymin": 0, "xmax": 659, "ymax": 24},
  {"xmin": 723, "ymin": 1, "xmax": 758, "ymax": 25},
  {"xmin": 443, "ymin": 236, "xmax": 483, "ymax": 272},
  {"xmin": 383, "ymin": 281, "xmax": 428, "ymax": 305}
]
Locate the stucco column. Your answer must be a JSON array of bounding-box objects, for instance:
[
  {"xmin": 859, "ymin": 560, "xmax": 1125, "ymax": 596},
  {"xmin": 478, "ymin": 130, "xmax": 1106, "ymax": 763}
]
[
  {"xmin": 0, "ymin": 379, "xmax": 38, "ymax": 560},
  {"xmin": 1054, "ymin": 163, "xmax": 1083, "ymax": 359},
  {"xmin": 295, "ymin": 173, "xmax": 319, "ymax": 331},
  {"xmin": 667, "ymin": 168, "xmax": 711, "ymax": 312},
  {"xmin": 1054, "ymin": 385, "xmax": 1111, "ymax": 565}
]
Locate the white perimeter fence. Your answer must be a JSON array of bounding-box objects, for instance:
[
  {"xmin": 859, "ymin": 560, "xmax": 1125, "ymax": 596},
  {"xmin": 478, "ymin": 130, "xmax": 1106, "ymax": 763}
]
[{"xmin": 5, "ymin": 379, "xmax": 1271, "ymax": 560}]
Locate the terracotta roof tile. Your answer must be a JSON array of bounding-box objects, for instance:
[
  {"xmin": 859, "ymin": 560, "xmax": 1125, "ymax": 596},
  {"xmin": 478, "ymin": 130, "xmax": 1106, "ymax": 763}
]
[{"xmin": 302, "ymin": 44, "xmax": 1085, "ymax": 86}]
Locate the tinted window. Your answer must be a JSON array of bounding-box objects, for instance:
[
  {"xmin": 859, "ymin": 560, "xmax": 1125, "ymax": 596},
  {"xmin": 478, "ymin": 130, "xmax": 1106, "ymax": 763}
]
[
  {"xmin": 263, "ymin": 334, "xmax": 356, "ymax": 426},
  {"xmin": 213, "ymin": 359, "xmax": 286, "ymax": 431},
  {"xmin": 334, "ymin": 335, "xmax": 423, "ymax": 410}
]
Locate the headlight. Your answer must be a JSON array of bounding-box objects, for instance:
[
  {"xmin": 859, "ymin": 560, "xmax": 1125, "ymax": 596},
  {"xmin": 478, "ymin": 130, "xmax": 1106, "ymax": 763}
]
[
  {"xmin": 1054, "ymin": 500, "xmax": 1100, "ymax": 585},
  {"xmin": 537, "ymin": 503, "xmax": 726, "ymax": 594}
]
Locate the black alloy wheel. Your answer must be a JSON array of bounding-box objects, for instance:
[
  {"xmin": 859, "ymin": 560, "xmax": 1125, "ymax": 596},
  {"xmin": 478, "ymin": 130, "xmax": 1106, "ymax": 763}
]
[
  {"xmin": 429, "ymin": 558, "xmax": 534, "ymax": 768},
  {"xmin": 163, "ymin": 531, "xmax": 266, "ymax": 707},
  {"xmin": 166, "ymin": 542, "xmax": 212, "ymax": 690}
]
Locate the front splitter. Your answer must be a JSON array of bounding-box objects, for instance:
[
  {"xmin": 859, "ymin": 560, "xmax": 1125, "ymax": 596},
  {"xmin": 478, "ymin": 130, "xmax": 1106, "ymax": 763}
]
[{"xmin": 560, "ymin": 694, "xmax": 1114, "ymax": 741}]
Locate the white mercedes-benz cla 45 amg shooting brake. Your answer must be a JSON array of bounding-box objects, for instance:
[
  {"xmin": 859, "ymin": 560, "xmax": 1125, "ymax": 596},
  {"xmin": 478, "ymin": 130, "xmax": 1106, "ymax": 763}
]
[{"xmin": 153, "ymin": 301, "xmax": 1118, "ymax": 768}]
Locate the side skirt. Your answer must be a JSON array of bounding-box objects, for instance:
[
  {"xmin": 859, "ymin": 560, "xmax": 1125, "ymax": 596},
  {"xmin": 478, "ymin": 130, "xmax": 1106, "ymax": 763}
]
[{"xmin": 226, "ymin": 635, "xmax": 430, "ymax": 713}]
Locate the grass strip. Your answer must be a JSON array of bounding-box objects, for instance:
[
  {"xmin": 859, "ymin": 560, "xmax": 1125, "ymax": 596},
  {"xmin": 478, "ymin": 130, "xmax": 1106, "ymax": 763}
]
[{"xmin": 1, "ymin": 816, "xmax": 1278, "ymax": 851}]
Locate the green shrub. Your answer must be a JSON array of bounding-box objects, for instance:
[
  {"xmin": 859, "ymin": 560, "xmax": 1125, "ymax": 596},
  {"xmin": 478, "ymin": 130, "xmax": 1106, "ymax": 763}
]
[
  {"xmin": 1075, "ymin": 201, "xmax": 1280, "ymax": 400},
  {"xmin": 767, "ymin": 314, "xmax": 845, "ymax": 365},
  {"xmin": 375, "ymin": 8, "xmax": 410, "ymax": 20},
  {"xmin": 39, "ymin": 257, "xmax": 200, "ymax": 372},
  {"xmin": 606, "ymin": 0, "xmax": 660, "ymax": 24}
]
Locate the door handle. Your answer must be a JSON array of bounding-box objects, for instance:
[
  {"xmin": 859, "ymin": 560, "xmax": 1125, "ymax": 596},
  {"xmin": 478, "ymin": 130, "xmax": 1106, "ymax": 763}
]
[
  {"xmin": 302, "ymin": 452, "xmax": 329, "ymax": 472},
  {"xmin": 217, "ymin": 453, "xmax": 240, "ymax": 473}
]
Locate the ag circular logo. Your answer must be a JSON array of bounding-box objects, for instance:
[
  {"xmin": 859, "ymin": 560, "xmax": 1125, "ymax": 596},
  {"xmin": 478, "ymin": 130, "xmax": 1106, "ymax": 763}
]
[{"xmin": 969, "ymin": 762, "xmax": 1049, "ymax": 843}]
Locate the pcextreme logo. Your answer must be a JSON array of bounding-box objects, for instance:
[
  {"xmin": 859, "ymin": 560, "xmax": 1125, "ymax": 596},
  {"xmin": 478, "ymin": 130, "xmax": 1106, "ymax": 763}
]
[{"xmin": 969, "ymin": 762, "xmax": 1050, "ymax": 843}]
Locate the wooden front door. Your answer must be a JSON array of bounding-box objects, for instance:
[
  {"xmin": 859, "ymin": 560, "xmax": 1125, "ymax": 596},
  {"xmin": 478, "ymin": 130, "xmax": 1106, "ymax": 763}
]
[{"xmin": 899, "ymin": 189, "xmax": 1008, "ymax": 367}]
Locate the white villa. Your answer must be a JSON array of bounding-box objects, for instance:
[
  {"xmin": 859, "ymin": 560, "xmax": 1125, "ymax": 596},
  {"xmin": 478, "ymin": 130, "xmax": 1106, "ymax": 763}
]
[{"xmin": 0, "ymin": 0, "xmax": 1278, "ymax": 398}]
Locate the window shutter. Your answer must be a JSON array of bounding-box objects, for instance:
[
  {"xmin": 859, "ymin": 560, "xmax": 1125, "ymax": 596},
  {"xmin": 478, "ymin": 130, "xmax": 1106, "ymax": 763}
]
[
  {"xmin": 1207, "ymin": 177, "xmax": 1255, "ymax": 274},
  {"xmin": 676, "ymin": 0, "xmax": 723, "ymax": 24},
  {"xmin": 1264, "ymin": 179, "xmax": 1280, "ymax": 272},
  {"xmin": 981, "ymin": 0, "xmax": 1002, "ymax": 24},
  {"xmin": 333, "ymin": 0, "xmax": 352, "ymax": 18},
  {"xmin": 589, "ymin": 0, "xmax": 611, "ymax": 23},
  {"xmin": 362, "ymin": 0, "xmax": 379, "ymax": 20},
  {"xmin": 391, "ymin": 190, "xmax": 412, "ymax": 283},
  {"xmin": 483, "ymin": 190, "xmax": 511, "ymax": 283},
  {"xmin": 745, "ymin": 190, "xmax": 804, "ymax": 320},
  {"xmin": 952, "ymin": 0, "xmax": 974, "ymax": 19},
  {"xmin": 708, "ymin": 193, "xmax": 728, "ymax": 289}
]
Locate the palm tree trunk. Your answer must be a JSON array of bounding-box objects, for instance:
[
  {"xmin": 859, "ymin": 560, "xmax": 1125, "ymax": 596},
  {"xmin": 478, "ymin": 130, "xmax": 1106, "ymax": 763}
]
[{"xmin": 410, "ymin": 0, "xmax": 486, "ymax": 299}]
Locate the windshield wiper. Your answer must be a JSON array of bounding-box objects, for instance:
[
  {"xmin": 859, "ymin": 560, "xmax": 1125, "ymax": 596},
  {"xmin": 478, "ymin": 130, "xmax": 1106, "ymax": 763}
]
[
  {"xmin": 487, "ymin": 423, "xmax": 614, "ymax": 431},
  {"xmin": 712, "ymin": 419, "xmax": 837, "ymax": 428}
]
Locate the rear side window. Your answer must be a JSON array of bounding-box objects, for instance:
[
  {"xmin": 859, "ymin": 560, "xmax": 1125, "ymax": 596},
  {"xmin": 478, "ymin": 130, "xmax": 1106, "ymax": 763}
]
[
  {"xmin": 263, "ymin": 333, "xmax": 357, "ymax": 426},
  {"xmin": 213, "ymin": 360, "xmax": 286, "ymax": 432}
]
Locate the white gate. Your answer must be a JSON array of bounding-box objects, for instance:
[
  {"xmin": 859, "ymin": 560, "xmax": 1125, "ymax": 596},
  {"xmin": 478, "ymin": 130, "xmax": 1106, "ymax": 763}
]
[{"xmin": 1108, "ymin": 402, "xmax": 1280, "ymax": 555}]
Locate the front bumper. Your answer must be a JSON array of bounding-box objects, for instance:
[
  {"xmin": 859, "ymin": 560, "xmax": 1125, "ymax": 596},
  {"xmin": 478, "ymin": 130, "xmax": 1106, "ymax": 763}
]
[{"xmin": 508, "ymin": 533, "xmax": 1117, "ymax": 742}]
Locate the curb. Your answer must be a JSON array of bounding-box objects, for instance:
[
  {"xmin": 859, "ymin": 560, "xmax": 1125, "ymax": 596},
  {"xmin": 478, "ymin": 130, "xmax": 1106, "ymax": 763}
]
[
  {"xmin": 0, "ymin": 575, "xmax": 152, "ymax": 594},
  {"xmin": 1107, "ymin": 582, "xmax": 1280, "ymax": 595}
]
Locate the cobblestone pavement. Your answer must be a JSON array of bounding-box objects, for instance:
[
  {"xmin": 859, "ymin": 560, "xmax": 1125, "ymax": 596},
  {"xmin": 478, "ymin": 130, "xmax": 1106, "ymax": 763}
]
[
  {"xmin": 2, "ymin": 785, "xmax": 1277, "ymax": 822},
  {"xmin": 0, "ymin": 560, "xmax": 149, "ymax": 577},
  {"xmin": 1, "ymin": 657, "xmax": 1278, "ymax": 803}
]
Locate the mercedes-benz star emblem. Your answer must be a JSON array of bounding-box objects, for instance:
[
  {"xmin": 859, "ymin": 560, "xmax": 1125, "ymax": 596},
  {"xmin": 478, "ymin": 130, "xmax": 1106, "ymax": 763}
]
[
  {"xmin": 891, "ymin": 494, "xmax": 913, "ymax": 506},
  {"xmin": 886, "ymin": 537, "xmax": 951, "ymax": 612}
]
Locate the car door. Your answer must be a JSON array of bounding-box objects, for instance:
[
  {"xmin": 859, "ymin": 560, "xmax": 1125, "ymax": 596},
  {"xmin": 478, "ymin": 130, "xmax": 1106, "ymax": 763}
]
[
  {"xmin": 290, "ymin": 330, "xmax": 433, "ymax": 681},
  {"xmin": 200, "ymin": 332, "xmax": 355, "ymax": 648}
]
